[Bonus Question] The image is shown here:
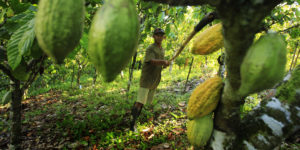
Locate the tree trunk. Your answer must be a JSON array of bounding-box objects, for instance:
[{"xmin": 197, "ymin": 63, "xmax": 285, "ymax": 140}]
[
  {"xmin": 214, "ymin": 0, "xmax": 284, "ymax": 133},
  {"xmin": 93, "ymin": 67, "xmax": 97, "ymax": 87},
  {"xmin": 77, "ymin": 67, "xmax": 81, "ymax": 87},
  {"xmin": 292, "ymin": 44, "xmax": 300, "ymax": 70},
  {"xmin": 71, "ymin": 65, "xmax": 75, "ymax": 88},
  {"xmin": 127, "ymin": 52, "xmax": 137, "ymax": 92},
  {"xmin": 183, "ymin": 57, "xmax": 194, "ymax": 92},
  {"xmin": 10, "ymin": 80, "xmax": 23, "ymax": 149},
  {"xmin": 289, "ymin": 42, "xmax": 298, "ymax": 71}
]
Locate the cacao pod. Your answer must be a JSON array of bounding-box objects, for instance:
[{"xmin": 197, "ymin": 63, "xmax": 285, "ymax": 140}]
[
  {"xmin": 2, "ymin": 91, "xmax": 12, "ymax": 105},
  {"xmin": 88, "ymin": 0, "xmax": 139, "ymax": 82},
  {"xmin": 192, "ymin": 23, "xmax": 224, "ymax": 55},
  {"xmin": 187, "ymin": 113, "xmax": 214, "ymax": 147},
  {"xmin": 30, "ymin": 39, "xmax": 43, "ymax": 59},
  {"xmin": 187, "ymin": 76, "xmax": 223, "ymax": 119},
  {"xmin": 35, "ymin": 0, "xmax": 85, "ymax": 64},
  {"xmin": 239, "ymin": 33, "xmax": 287, "ymax": 96}
]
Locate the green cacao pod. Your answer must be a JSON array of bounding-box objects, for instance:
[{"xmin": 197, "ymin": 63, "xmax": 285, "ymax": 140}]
[
  {"xmin": 12, "ymin": 61, "xmax": 29, "ymax": 81},
  {"xmin": 192, "ymin": 23, "xmax": 224, "ymax": 55},
  {"xmin": 187, "ymin": 113, "xmax": 214, "ymax": 147},
  {"xmin": 2, "ymin": 91, "xmax": 12, "ymax": 105},
  {"xmin": 239, "ymin": 33, "xmax": 287, "ymax": 96},
  {"xmin": 30, "ymin": 39, "xmax": 43, "ymax": 59},
  {"xmin": 187, "ymin": 76, "xmax": 223, "ymax": 119},
  {"xmin": 35, "ymin": 0, "xmax": 85, "ymax": 64},
  {"xmin": 88, "ymin": 0, "xmax": 139, "ymax": 82}
]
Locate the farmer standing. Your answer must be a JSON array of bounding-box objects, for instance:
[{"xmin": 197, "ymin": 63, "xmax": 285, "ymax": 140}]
[{"xmin": 130, "ymin": 28, "xmax": 170, "ymax": 131}]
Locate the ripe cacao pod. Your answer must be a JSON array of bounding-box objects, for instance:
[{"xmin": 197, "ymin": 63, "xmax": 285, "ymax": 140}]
[
  {"xmin": 88, "ymin": 0, "xmax": 139, "ymax": 82},
  {"xmin": 35, "ymin": 0, "xmax": 85, "ymax": 64},
  {"xmin": 187, "ymin": 76, "xmax": 223, "ymax": 119},
  {"xmin": 239, "ymin": 33, "xmax": 287, "ymax": 96},
  {"xmin": 187, "ymin": 113, "xmax": 214, "ymax": 147},
  {"xmin": 192, "ymin": 23, "xmax": 224, "ymax": 55}
]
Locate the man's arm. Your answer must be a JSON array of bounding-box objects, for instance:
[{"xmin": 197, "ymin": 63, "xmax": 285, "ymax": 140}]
[{"xmin": 149, "ymin": 59, "xmax": 170, "ymax": 67}]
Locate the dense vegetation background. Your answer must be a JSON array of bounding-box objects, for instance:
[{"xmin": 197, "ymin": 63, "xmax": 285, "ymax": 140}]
[{"xmin": 0, "ymin": 0, "xmax": 299, "ymax": 149}]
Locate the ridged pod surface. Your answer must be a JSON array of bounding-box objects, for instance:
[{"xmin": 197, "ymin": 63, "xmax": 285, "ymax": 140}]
[
  {"xmin": 239, "ymin": 33, "xmax": 287, "ymax": 96},
  {"xmin": 187, "ymin": 113, "xmax": 214, "ymax": 147},
  {"xmin": 192, "ymin": 23, "xmax": 223, "ymax": 55},
  {"xmin": 35, "ymin": 0, "xmax": 85, "ymax": 64},
  {"xmin": 88, "ymin": 0, "xmax": 139, "ymax": 82},
  {"xmin": 187, "ymin": 76, "xmax": 223, "ymax": 119}
]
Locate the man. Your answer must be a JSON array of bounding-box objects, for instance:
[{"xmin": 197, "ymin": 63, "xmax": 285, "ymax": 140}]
[{"xmin": 130, "ymin": 28, "xmax": 170, "ymax": 131}]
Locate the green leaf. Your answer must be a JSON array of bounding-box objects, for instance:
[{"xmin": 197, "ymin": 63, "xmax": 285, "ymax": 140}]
[
  {"xmin": 7, "ymin": 18, "xmax": 35, "ymax": 70},
  {"xmin": 5, "ymin": 12, "xmax": 35, "ymax": 34},
  {"xmin": 19, "ymin": 19, "xmax": 35, "ymax": 55},
  {"xmin": 9, "ymin": 0, "xmax": 31, "ymax": 14},
  {"xmin": 80, "ymin": 32, "xmax": 89, "ymax": 50}
]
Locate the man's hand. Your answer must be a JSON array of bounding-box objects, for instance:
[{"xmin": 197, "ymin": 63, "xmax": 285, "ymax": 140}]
[{"xmin": 163, "ymin": 60, "xmax": 170, "ymax": 68}]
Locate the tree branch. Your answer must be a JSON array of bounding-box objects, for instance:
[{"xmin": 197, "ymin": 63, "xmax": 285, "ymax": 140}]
[
  {"xmin": 0, "ymin": 64, "xmax": 17, "ymax": 82},
  {"xmin": 279, "ymin": 24, "xmax": 300, "ymax": 33}
]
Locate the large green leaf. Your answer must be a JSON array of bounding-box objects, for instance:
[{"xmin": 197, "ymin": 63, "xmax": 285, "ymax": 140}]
[
  {"xmin": 7, "ymin": 18, "xmax": 35, "ymax": 70},
  {"xmin": 19, "ymin": 19, "xmax": 35, "ymax": 55}
]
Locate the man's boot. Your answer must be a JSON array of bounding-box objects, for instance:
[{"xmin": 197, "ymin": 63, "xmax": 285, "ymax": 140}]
[{"xmin": 130, "ymin": 102, "xmax": 143, "ymax": 131}]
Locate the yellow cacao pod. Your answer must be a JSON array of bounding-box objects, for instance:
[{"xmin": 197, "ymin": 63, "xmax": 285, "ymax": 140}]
[
  {"xmin": 192, "ymin": 23, "xmax": 224, "ymax": 55},
  {"xmin": 187, "ymin": 113, "xmax": 214, "ymax": 147},
  {"xmin": 187, "ymin": 76, "xmax": 223, "ymax": 119}
]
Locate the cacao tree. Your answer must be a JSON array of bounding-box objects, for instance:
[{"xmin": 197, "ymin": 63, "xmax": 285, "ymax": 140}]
[
  {"xmin": 0, "ymin": 0, "xmax": 94, "ymax": 148},
  {"xmin": 0, "ymin": 2, "xmax": 46, "ymax": 149},
  {"xmin": 1, "ymin": 0, "xmax": 299, "ymax": 149},
  {"xmin": 141, "ymin": 0, "xmax": 300, "ymax": 149}
]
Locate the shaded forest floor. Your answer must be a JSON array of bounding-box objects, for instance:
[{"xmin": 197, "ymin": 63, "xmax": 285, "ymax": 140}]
[
  {"xmin": 0, "ymin": 72, "xmax": 299, "ymax": 149},
  {"xmin": 0, "ymin": 76, "xmax": 204, "ymax": 149}
]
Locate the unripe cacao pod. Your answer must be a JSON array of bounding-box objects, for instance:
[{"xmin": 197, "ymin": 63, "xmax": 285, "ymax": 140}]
[
  {"xmin": 30, "ymin": 39, "xmax": 43, "ymax": 59},
  {"xmin": 88, "ymin": 0, "xmax": 139, "ymax": 82},
  {"xmin": 192, "ymin": 23, "xmax": 224, "ymax": 55},
  {"xmin": 35, "ymin": 0, "xmax": 85, "ymax": 64},
  {"xmin": 239, "ymin": 33, "xmax": 287, "ymax": 96},
  {"xmin": 187, "ymin": 76, "xmax": 223, "ymax": 119},
  {"xmin": 187, "ymin": 113, "xmax": 214, "ymax": 147}
]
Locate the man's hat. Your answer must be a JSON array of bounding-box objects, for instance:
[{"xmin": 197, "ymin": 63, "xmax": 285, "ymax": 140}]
[{"xmin": 153, "ymin": 28, "xmax": 165, "ymax": 35}]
